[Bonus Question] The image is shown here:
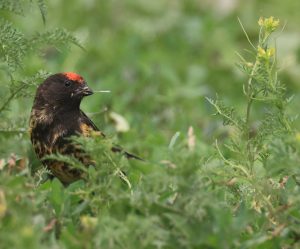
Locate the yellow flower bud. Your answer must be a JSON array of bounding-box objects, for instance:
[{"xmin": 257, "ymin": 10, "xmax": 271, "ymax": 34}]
[
  {"xmin": 257, "ymin": 46, "xmax": 275, "ymax": 60},
  {"xmin": 257, "ymin": 46, "xmax": 266, "ymax": 57},
  {"xmin": 258, "ymin": 17, "xmax": 264, "ymax": 26},
  {"xmin": 80, "ymin": 215, "xmax": 98, "ymax": 231},
  {"xmin": 257, "ymin": 17, "xmax": 280, "ymax": 32}
]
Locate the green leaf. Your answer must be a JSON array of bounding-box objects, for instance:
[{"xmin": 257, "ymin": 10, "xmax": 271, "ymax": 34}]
[{"xmin": 49, "ymin": 178, "xmax": 64, "ymax": 216}]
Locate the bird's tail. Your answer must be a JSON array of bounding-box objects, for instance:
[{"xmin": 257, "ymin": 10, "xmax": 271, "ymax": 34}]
[{"xmin": 111, "ymin": 146, "xmax": 144, "ymax": 161}]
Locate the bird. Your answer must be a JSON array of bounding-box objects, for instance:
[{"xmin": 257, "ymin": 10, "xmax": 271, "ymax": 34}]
[{"xmin": 29, "ymin": 72, "xmax": 141, "ymax": 185}]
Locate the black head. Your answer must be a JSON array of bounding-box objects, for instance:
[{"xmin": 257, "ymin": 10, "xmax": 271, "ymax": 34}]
[{"xmin": 34, "ymin": 72, "xmax": 93, "ymax": 110}]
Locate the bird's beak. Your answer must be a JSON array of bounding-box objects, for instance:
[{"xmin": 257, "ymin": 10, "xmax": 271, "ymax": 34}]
[{"xmin": 80, "ymin": 85, "xmax": 94, "ymax": 96}]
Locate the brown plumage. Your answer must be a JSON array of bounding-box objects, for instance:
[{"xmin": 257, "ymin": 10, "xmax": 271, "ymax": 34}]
[{"xmin": 29, "ymin": 72, "xmax": 141, "ymax": 185}]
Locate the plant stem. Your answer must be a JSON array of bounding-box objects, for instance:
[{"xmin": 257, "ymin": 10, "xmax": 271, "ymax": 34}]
[
  {"xmin": 215, "ymin": 140, "xmax": 250, "ymax": 177},
  {"xmin": 0, "ymin": 84, "xmax": 27, "ymax": 113},
  {"xmin": 245, "ymin": 60, "xmax": 258, "ymax": 173}
]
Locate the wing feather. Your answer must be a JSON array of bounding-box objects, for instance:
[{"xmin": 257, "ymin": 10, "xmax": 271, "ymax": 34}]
[{"xmin": 79, "ymin": 110, "xmax": 143, "ymax": 161}]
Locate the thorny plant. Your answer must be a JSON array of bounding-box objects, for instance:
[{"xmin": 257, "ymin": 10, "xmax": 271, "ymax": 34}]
[{"xmin": 207, "ymin": 17, "xmax": 299, "ymax": 230}]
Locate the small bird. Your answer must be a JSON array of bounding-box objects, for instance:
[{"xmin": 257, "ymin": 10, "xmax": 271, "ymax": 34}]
[{"xmin": 29, "ymin": 72, "xmax": 141, "ymax": 185}]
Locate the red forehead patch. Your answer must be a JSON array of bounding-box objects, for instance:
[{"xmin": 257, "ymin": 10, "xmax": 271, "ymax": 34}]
[{"xmin": 63, "ymin": 72, "xmax": 84, "ymax": 83}]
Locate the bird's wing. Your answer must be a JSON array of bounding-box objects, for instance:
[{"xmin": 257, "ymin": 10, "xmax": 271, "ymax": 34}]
[
  {"xmin": 79, "ymin": 110, "xmax": 102, "ymax": 133},
  {"xmin": 79, "ymin": 110, "xmax": 143, "ymax": 161}
]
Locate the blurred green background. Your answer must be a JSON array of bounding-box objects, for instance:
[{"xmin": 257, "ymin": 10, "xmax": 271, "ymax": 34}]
[{"xmin": 1, "ymin": 0, "xmax": 299, "ymax": 161}]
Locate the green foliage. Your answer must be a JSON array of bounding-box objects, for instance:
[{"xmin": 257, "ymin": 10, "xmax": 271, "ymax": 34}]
[
  {"xmin": 205, "ymin": 16, "xmax": 300, "ymax": 247},
  {"xmin": 0, "ymin": 0, "xmax": 81, "ymax": 116},
  {"xmin": 0, "ymin": 1, "xmax": 300, "ymax": 249}
]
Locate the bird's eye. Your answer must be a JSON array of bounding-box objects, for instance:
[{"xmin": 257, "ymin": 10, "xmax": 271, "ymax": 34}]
[{"xmin": 65, "ymin": 80, "xmax": 71, "ymax": 87}]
